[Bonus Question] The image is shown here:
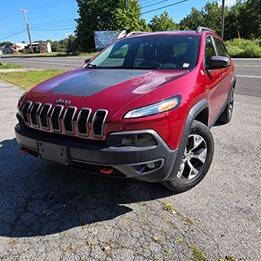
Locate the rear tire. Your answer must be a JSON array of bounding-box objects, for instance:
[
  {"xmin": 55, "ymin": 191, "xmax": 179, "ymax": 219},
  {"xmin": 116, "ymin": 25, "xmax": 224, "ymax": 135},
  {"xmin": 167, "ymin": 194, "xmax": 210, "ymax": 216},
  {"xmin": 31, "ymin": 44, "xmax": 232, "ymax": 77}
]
[
  {"xmin": 217, "ymin": 88, "xmax": 234, "ymax": 125},
  {"xmin": 162, "ymin": 120, "xmax": 214, "ymax": 193}
]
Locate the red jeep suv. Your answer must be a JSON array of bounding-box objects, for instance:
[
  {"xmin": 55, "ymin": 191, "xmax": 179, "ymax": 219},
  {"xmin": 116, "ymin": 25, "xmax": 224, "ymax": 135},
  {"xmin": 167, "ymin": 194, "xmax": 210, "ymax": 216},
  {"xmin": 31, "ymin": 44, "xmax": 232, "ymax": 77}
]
[{"xmin": 15, "ymin": 27, "xmax": 236, "ymax": 192}]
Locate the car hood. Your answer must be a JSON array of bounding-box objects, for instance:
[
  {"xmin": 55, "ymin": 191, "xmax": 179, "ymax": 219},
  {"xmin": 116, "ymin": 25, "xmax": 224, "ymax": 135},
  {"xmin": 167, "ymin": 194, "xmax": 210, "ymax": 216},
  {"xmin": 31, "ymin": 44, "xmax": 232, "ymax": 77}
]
[{"xmin": 27, "ymin": 68, "xmax": 189, "ymax": 118}]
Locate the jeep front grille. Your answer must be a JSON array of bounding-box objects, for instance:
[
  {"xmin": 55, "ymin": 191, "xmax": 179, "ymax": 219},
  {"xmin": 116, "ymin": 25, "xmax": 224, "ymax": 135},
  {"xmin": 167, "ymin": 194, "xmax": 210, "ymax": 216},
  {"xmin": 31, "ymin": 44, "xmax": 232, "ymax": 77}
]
[
  {"xmin": 30, "ymin": 102, "xmax": 42, "ymax": 127},
  {"xmin": 39, "ymin": 104, "xmax": 52, "ymax": 129},
  {"xmin": 77, "ymin": 108, "xmax": 92, "ymax": 136},
  {"xmin": 51, "ymin": 105, "xmax": 64, "ymax": 132},
  {"xmin": 21, "ymin": 101, "xmax": 33, "ymax": 125},
  {"xmin": 63, "ymin": 106, "xmax": 77, "ymax": 134},
  {"xmin": 20, "ymin": 101, "xmax": 108, "ymax": 139},
  {"xmin": 92, "ymin": 110, "xmax": 108, "ymax": 137}
]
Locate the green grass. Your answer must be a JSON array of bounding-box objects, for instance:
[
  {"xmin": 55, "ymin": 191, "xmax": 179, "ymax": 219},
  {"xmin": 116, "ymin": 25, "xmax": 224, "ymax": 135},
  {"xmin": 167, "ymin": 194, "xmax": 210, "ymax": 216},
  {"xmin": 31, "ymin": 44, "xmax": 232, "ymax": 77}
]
[
  {"xmin": 0, "ymin": 70, "xmax": 63, "ymax": 89},
  {"xmin": 3, "ymin": 51, "xmax": 98, "ymax": 58},
  {"xmin": 77, "ymin": 51, "xmax": 98, "ymax": 57},
  {"xmin": 0, "ymin": 63, "xmax": 22, "ymax": 69},
  {"xmin": 190, "ymin": 244, "xmax": 207, "ymax": 261},
  {"xmin": 225, "ymin": 38, "xmax": 261, "ymax": 58},
  {"xmin": 162, "ymin": 201, "xmax": 176, "ymax": 214}
]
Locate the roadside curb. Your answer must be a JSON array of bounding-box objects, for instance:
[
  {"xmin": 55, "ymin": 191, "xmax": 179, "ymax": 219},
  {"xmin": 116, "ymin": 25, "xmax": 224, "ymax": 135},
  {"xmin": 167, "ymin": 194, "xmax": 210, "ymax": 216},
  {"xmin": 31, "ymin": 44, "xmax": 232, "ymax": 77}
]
[
  {"xmin": 0, "ymin": 68, "xmax": 44, "ymax": 73},
  {"xmin": 0, "ymin": 80, "xmax": 20, "ymax": 88}
]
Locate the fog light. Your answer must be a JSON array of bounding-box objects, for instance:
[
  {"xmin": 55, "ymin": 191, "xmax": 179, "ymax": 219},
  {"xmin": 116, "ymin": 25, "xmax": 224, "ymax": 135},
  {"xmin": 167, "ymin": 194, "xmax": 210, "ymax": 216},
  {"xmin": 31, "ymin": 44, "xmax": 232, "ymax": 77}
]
[
  {"xmin": 133, "ymin": 159, "xmax": 164, "ymax": 174},
  {"xmin": 146, "ymin": 162, "xmax": 155, "ymax": 169}
]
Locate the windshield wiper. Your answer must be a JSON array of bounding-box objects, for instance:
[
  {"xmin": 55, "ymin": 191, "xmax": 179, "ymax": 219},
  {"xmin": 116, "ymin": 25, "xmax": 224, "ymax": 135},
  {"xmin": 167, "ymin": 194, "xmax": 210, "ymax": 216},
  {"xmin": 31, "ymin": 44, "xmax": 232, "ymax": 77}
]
[{"xmin": 87, "ymin": 63, "xmax": 97, "ymax": 68}]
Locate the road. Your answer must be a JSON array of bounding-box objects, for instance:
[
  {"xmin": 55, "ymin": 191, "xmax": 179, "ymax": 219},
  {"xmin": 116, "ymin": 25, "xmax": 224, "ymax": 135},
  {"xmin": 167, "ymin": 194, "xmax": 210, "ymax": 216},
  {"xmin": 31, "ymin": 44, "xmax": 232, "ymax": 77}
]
[{"xmin": 0, "ymin": 59, "xmax": 261, "ymax": 260}]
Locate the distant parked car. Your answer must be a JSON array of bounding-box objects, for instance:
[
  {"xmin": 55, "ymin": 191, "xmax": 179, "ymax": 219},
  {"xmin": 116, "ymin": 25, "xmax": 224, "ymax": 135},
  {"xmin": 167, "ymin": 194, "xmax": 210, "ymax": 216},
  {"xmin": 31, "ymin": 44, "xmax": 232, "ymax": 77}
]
[{"xmin": 15, "ymin": 27, "xmax": 236, "ymax": 192}]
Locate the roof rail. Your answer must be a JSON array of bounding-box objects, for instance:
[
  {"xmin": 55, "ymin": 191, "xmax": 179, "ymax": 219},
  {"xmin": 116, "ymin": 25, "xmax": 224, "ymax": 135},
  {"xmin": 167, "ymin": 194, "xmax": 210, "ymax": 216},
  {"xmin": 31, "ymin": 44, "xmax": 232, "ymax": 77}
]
[
  {"xmin": 196, "ymin": 26, "xmax": 215, "ymax": 33},
  {"xmin": 125, "ymin": 31, "xmax": 150, "ymax": 38}
]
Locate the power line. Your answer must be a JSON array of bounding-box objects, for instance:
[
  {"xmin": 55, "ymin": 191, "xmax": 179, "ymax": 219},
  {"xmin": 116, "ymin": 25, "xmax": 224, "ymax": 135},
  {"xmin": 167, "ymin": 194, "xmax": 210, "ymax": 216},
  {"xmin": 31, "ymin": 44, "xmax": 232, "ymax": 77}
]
[
  {"xmin": 141, "ymin": 0, "xmax": 190, "ymax": 15},
  {"xmin": 31, "ymin": 28, "xmax": 75, "ymax": 32},
  {"xmin": 139, "ymin": 0, "xmax": 152, "ymax": 5},
  {"xmin": 31, "ymin": 18, "xmax": 76, "ymax": 27},
  {"xmin": 0, "ymin": 30, "xmax": 26, "ymax": 41},
  {"xmin": 31, "ymin": 24, "xmax": 76, "ymax": 30},
  {"xmin": 141, "ymin": 0, "xmax": 171, "ymax": 9}
]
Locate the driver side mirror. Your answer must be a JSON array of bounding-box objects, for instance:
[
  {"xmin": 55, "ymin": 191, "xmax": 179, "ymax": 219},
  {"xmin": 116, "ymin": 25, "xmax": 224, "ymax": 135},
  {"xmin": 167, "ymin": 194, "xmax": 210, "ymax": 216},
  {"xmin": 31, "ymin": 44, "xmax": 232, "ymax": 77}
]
[{"xmin": 209, "ymin": 56, "xmax": 230, "ymax": 69}]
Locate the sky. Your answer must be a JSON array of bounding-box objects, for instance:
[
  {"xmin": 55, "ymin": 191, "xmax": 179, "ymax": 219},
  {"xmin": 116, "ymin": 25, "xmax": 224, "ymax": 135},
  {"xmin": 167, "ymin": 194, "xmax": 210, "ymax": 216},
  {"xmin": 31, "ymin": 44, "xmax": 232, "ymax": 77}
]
[{"xmin": 0, "ymin": 0, "xmax": 237, "ymax": 43}]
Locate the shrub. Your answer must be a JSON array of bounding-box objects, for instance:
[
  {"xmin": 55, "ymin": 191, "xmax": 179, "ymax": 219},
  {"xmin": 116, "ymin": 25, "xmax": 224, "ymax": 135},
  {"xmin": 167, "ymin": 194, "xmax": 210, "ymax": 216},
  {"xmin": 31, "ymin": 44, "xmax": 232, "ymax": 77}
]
[{"xmin": 225, "ymin": 38, "xmax": 261, "ymax": 58}]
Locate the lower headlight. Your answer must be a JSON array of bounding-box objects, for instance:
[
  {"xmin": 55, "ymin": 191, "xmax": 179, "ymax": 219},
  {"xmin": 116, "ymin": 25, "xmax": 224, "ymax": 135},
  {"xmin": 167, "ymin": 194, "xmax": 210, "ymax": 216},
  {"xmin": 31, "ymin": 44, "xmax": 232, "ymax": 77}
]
[
  {"xmin": 107, "ymin": 133, "xmax": 157, "ymax": 147},
  {"xmin": 124, "ymin": 95, "xmax": 181, "ymax": 119}
]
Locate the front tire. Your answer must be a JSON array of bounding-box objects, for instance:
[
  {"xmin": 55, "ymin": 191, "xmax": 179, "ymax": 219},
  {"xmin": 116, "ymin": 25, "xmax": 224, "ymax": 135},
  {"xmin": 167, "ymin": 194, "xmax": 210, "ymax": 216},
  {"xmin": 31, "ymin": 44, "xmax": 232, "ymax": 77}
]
[{"xmin": 162, "ymin": 120, "xmax": 214, "ymax": 193}]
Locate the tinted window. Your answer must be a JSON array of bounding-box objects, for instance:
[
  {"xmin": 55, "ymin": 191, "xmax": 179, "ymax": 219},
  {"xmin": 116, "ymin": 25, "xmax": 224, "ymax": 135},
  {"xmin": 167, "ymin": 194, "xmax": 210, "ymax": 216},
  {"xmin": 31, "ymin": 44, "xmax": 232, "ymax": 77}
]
[
  {"xmin": 205, "ymin": 36, "xmax": 216, "ymax": 67},
  {"xmin": 90, "ymin": 35, "xmax": 201, "ymax": 70},
  {"xmin": 214, "ymin": 37, "xmax": 227, "ymax": 57}
]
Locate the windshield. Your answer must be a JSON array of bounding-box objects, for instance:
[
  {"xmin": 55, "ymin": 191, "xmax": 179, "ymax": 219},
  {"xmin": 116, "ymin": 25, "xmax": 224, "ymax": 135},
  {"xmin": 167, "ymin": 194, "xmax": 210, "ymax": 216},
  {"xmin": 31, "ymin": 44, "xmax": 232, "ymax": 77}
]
[{"xmin": 89, "ymin": 34, "xmax": 200, "ymax": 70}]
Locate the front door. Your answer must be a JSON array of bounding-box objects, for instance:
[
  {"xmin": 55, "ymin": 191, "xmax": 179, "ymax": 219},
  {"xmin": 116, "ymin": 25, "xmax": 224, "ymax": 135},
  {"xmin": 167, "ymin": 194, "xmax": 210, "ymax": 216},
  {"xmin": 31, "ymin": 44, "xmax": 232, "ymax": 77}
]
[
  {"xmin": 212, "ymin": 37, "xmax": 233, "ymax": 106},
  {"xmin": 204, "ymin": 36, "xmax": 224, "ymax": 125}
]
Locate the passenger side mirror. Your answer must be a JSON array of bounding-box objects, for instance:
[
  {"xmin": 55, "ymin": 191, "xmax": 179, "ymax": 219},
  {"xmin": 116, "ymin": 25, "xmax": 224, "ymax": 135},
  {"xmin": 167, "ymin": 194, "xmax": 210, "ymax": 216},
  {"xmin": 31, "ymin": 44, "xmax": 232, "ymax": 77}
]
[{"xmin": 209, "ymin": 56, "xmax": 230, "ymax": 69}]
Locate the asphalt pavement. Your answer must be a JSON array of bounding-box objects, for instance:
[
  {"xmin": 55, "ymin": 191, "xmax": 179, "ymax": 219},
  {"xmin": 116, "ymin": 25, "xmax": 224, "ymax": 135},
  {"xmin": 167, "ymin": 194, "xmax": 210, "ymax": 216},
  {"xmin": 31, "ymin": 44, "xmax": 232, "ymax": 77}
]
[
  {"xmin": 0, "ymin": 59, "xmax": 261, "ymax": 260},
  {"xmin": 2, "ymin": 56, "xmax": 261, "ymax": 97}
]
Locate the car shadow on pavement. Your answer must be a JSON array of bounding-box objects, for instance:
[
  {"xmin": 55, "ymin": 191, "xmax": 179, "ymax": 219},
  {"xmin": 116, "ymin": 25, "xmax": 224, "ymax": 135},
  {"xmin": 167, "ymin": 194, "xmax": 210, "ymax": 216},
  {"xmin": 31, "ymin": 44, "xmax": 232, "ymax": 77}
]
[{"xmin": 0, "ymin": 139, "xmax": 172, "ymax": 238}]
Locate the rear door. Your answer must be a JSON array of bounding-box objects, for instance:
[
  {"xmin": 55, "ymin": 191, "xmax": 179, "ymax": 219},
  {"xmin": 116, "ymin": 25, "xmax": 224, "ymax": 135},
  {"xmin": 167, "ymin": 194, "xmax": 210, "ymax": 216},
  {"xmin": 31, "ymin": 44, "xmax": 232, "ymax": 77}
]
[{"xmin": 204, "ymin": 36, "xmax": 224, "ymax": 124}]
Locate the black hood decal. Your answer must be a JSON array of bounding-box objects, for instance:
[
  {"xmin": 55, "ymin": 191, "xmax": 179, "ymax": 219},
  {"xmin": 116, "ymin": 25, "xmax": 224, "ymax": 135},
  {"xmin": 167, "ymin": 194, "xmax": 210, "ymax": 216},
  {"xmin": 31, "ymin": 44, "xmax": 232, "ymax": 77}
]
[{"xmin": 53, "ymin": 69, "xmax": 149, "ymax": 97}]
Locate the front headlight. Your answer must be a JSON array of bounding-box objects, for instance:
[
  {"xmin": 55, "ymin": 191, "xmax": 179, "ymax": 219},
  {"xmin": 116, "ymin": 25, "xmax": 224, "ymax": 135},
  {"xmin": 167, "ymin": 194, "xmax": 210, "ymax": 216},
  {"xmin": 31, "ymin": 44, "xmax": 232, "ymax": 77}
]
[{"xmin": 124, "ymin": 96, "xmax": 181, "ymax": 119}]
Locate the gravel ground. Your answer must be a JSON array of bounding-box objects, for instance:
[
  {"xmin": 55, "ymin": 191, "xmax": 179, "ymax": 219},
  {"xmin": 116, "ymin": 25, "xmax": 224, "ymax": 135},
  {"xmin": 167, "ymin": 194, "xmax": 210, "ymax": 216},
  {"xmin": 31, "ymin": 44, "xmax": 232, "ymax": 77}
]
[{"xmin": 0, "ymin": 82, "xmax": 260, "ymax": 260}]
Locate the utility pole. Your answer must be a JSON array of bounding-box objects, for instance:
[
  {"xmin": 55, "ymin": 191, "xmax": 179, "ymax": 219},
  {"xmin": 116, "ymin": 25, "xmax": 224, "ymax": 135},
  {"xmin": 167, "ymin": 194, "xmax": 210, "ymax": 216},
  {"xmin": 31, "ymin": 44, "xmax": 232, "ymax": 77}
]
[
  {"xmin": 221, "ymin": 0, "xmax": 225, "ymax": 39},
  {"xmin": 21, "ymin": 9, "xmax": 33, "ymax": 53}
]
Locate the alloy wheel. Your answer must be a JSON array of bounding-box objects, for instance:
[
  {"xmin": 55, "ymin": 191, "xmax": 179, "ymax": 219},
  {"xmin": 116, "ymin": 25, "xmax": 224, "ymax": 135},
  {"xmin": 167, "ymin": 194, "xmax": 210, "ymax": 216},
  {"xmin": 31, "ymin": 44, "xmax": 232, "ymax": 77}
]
[{"xmin": 177, "ymin": 134, "xmax": 207, "ymax": 180}]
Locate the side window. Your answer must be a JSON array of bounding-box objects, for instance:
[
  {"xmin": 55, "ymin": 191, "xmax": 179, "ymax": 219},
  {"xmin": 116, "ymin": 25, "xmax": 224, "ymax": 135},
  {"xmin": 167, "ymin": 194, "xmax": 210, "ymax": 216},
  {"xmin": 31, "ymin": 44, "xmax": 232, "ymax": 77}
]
[
  {"xmin": 205, "ymin": 36, "xmax": 216, "ymax": 67},
  {"xmin": 214, "ymin": 38, "xmax": 227, "ymax": 57}
]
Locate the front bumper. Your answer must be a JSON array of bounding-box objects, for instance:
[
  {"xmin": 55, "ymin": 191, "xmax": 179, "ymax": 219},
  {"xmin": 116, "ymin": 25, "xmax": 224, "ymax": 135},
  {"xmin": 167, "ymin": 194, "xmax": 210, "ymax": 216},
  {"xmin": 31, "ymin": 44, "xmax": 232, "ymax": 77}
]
[{"xmin": 15, "ymin": 123, "xmax": 178, "ymax": 182}]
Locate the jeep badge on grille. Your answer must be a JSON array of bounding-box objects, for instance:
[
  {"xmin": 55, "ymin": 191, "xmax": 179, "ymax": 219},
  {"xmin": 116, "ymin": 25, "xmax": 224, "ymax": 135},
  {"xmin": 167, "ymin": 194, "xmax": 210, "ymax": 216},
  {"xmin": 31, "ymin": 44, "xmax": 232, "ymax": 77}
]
[{"xmin": 55, "ymin": 98, "xmax": 71, "ymax": 106}]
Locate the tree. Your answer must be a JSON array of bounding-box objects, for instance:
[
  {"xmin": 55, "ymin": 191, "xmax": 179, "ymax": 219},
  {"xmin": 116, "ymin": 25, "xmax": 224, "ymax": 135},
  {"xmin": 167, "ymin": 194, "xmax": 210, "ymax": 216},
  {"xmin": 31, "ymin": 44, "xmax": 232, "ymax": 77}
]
[
  {"xmin": 0, "ymin": 41, "xmax": 12, "ymax": 47},
  {"xmin": 66, "ymin": 34, "xmax": 78, "ymax": 54},
  {"xmin": 75, "ymin": 0, "xmax": 146, "ymax": 51},
  {"xmin": 236, "ymin": 0, "xmax": 261, "ymax": 39},
  {"xmin": 202, "ymin": 1, "xmax": 225, "ymax": 35},
  {"xmin": 179, "ymin": 2, "xmax": 226, "ymax": 34},
  {"xmin": 114, "ymin": 1, "xmax": 147, "ymax": 31},
  {"xmin": 179, "ymin": 7, "xmax": 204, "ymax": 30},
  {"xmin": 179, "ymin": 0, "xmax": 261, "ymax": 40},
  {"xmin": 149, "ymin": 11, "xmax": 178, "ymax": 32},
  {"xmin": 224, "ymin": 1, "xmax": 244, "ymax": 39},
  {"xmin": 51, "ymin": 39, "xmax": 68, "ymax": 53}
]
